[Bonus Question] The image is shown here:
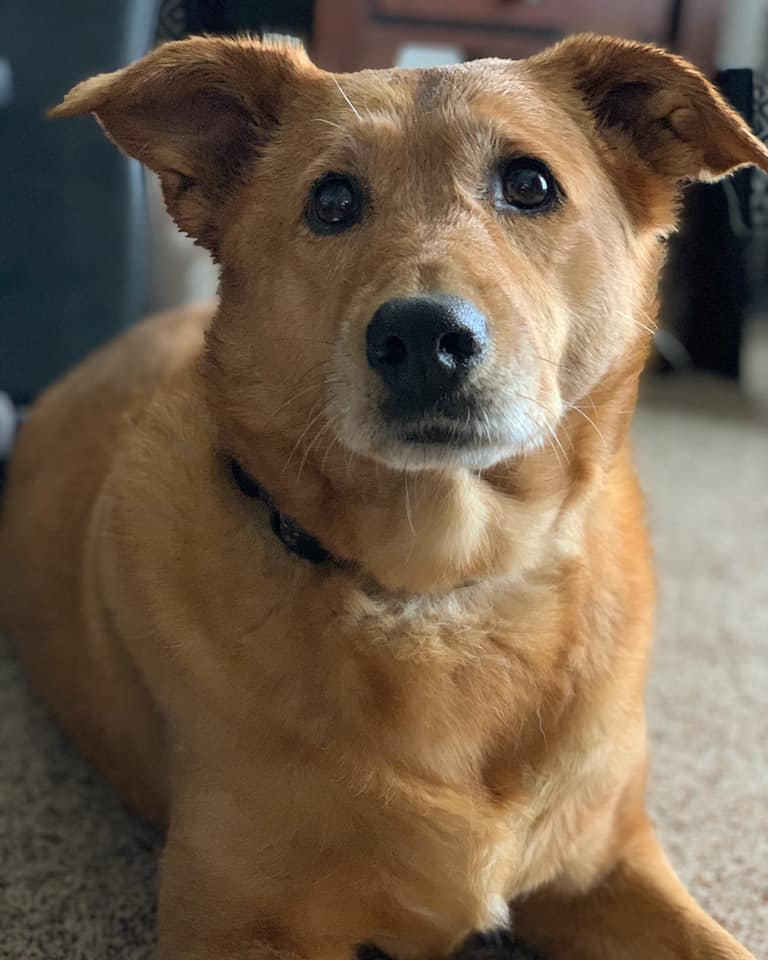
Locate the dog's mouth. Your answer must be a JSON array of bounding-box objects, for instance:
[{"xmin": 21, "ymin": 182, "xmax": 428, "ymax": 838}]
[
  {"xmin": 395, "ymin": 414, "xmax": 528, "ymax": 468},
  {"xmin": 401, "ymin": 422, "xmax": 474, "ymax": 445},
  {"xmin": 338, "ymin": 401, "xmax": 544, "ymax": 473},
  {"xmin": 380, "ymin": 390, "xmax": 514, "ymax": 453},
  {"xmin": 387, "ymin": 394, "xmax": 485, "ymax": 446},
  {"xmin": 397, "ymin": 412, "xmax": 500, "ymax": 449}
]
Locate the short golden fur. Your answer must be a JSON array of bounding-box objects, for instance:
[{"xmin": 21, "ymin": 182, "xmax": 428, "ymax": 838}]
[{"xmin": 1, "ymin": 33, "xmax": 765, "ymax": 960}]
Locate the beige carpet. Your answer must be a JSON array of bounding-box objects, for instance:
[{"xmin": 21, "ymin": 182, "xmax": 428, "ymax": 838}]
[
  {"xmin": 636, "ymin": 365, "xmax": 768, "ymax": 956},
  {"xmin": 0, "ymin": 357, "xmax": 766, "ymax": 957}
]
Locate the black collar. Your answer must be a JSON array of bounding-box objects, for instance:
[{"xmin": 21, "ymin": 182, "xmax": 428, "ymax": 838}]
[{"xmin": 229, "ymin": 457, "xmax": 342, "ymax": 568}]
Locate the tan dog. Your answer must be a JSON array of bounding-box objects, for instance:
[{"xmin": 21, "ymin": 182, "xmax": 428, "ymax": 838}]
[{"xmin": 1, "ymin": 33, "xmax": 765, "ymax": 960}]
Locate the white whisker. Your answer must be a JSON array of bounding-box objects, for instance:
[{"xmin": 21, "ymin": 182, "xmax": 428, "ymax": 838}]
[
  {"xmin": 332, "ymin": 76, "xmax": 362, "ymax": 121},
  {"xmin": 545, "ymin": 425, "xmax": 569, "ymax": 470},
  {"xmin": 404, "ymin": 473, "xmax": 415, "ymax": 539},
  {"xmin": 311, "ymin": 117, "xmax": 345, "ymax": 131},
  {"xmin": 296, "ymin": 411, "xmax": 336, "ymax": 485},
  {"xmin": 270, "ymin": 380, "xmax": 325, "ymax": 416},
  {"xmin": 320, "ymin": 412, "xmax": 344, "ymax": 475},
  {"xmin": 282, "ymin": 400, "xmax": 327, "ymax": 474},
  {"xmin": 568, "ymin": 404, "xmax": 607, "ymax": 445}
]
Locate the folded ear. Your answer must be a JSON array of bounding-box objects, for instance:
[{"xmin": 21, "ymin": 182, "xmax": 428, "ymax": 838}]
[
  {"xmin": 532, "ymin": 33, "xmax": 768, "ymax": 183},
  {"xmin": 51, "ymin": 36, "xmax": 315, "ymax": 255}
]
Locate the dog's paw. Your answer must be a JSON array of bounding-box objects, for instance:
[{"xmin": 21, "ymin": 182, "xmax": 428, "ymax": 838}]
[
  {"xmin": 452, "ymin": 929, "xmax": 548, "ymax": 960},
  {"xmin": 355, "ymin": 930, "xmax": 547, "ymax": 960},
  {"xmin": 356, "ymin": 945, "xmax": 396, "ymax": 960}
]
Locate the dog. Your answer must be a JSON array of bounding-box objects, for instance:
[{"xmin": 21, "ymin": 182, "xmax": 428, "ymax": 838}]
[{"xmin": 1, "ymin": 32, "xmax": 765, "ymax": 960}]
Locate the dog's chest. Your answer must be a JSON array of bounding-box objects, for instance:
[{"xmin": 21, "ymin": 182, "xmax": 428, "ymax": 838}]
[
  {"xmin": 327, "ymin": 587, "xmax": 631, "ymax": 939},
  {"xmin": 330, "ymin": 581, "xmax": 577, "ymax": 781},
  {"xmin": 361, "ymin": 740, "xmax": 624, "ymax": 956}
]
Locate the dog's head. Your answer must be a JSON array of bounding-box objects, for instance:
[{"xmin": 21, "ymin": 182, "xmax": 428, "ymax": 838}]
[{"xmin": 53, "ymin": 35, "xmax": 768, "ymax": 480}]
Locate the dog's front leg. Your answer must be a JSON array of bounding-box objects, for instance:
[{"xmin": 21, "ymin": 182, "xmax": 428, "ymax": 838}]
[
  {"xmin": 514, "ymin": 822, "xmax": 754, "ymax": 960},
  {"xmin": 155, "ymin": 833, "xmax": 350, "ymax": 960}
]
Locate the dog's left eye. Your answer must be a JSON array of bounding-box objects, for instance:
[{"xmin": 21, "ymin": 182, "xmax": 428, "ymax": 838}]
[
  {"xmin": 498, "ymin": 157, "xmax": 558, "ymax": 213},
  {"xmin": 307, "ymin": 173, "xmax": 362, "ymax": 234}
]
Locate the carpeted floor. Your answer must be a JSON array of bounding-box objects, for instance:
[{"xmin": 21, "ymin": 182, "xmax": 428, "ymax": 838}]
[
  {"xmin": 1, "ymin": 366, "xmax": 766, "ymax": 959},
  {"xmin": 637, "ymin": 373, "xmax": 768, "ymax": 955}
]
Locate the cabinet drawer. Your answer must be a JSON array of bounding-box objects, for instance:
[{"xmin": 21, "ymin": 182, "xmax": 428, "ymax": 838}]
[{"xmin": 373, "ymin": 0, "xmax": 672, "ymax": 42}]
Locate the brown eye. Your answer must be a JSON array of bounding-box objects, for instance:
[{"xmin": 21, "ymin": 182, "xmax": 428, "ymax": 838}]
[
  {"xmin": 499, "ymin": 157, "xmax": 557, "ymax": 212},
  {"xmin": 308, "ymin": 173, "xmax": 362, "ymax": 233}
]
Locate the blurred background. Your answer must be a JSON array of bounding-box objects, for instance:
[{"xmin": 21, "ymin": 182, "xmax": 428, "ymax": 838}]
[{"xmin": 0, "ymin": 3, "xmax": 767, "ymax": 958}]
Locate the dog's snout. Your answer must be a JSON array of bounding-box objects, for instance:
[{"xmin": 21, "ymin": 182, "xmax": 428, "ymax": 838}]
[{"xmin": 366, "ymin": 296, "xmax": 488, "ymax": 399}]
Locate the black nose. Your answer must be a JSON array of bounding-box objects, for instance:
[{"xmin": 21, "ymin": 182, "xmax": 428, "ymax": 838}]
[{"xmin": 366, "ymin": 295, "xmax": 488, "ymax": 402}]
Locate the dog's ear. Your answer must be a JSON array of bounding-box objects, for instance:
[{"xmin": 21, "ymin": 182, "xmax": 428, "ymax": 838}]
[
  {"xmin": 50, "ymin": 36, "xmax": 315, "ymax": 254},
  {"xmin": 532, "ymin": 34, "xmax": 768, "ymax": 182}
]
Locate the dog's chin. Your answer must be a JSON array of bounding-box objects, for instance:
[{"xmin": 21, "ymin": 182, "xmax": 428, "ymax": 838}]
[{"xmin": 337, "ymin": 417, "xmax": 542, "ymax": 473}]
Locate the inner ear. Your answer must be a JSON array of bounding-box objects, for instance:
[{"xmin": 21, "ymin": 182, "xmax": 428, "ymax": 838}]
[
  {"xmin": 105, "ymin": 89, "xmax": 262, "ymax": 178},
  {"xmin": 95, "ymin": 86, "xmax": 273, "ymax": 254},
  {"xmin": 153, "ymin": 92, "xmax": 260, "ymax": 251},
  {"xmin": 102, "ymin": 88, "xmax": 264, "ymax": 251},
  {"xmin": 531, "ymin": 34, "xmax": 768, "ymax": 183},
  {"xmin": 587, "ymin": 80, "xmax": 657, "ymax": 132},
  {"xmin": 50, "ymin": 37, "xmax": 317, "ymax": 255}
]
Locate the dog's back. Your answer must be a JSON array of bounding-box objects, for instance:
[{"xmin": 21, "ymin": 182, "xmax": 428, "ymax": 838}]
[{"xmin": 0, "ymin": 304, "xmax": 209, "ymax": 813}]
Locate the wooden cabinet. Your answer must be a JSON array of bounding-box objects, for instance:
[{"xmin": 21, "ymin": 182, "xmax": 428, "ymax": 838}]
[
  {"xmin": 314, "ymin": 0, "xmax": 724, "ymax": 75},
  {"xmin": 372, "ymin": 0, "xmax": 670, "ymax": 37}
]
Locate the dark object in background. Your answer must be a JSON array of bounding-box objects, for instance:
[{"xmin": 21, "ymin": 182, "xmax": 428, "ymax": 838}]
[
  {"xmin": 0, "ymin": 0, "xmax": 317, "ymax": 496},
  {"xmin": 0, "ymin": 394, "xmax": 16, "ymax": 493},
  {"xmin": 659, "ymin": 69, "xmax": 756, "ymax": 380},
  {"xmin": 184, "ymin": 0, "xmax": 313, "ymax": 40},
  {"xmin": 0, "ymin": 1, "xmax": 161, "ymax": 406},
  {"xmin": 0, "ymin": 1, "xmax": 314, "ymax": 412}
]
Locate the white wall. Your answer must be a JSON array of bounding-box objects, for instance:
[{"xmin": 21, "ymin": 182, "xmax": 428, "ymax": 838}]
[{"xmin": 718, "ymin": 0, "xmax": 768, "ymax": 69}]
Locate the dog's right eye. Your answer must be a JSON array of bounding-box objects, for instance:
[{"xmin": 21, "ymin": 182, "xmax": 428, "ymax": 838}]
[{"xmin": 307, "ymin": 173, "xmax": 362, "ymax": 234}]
